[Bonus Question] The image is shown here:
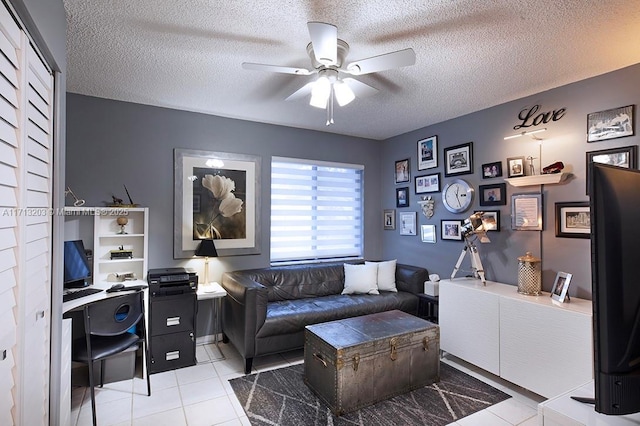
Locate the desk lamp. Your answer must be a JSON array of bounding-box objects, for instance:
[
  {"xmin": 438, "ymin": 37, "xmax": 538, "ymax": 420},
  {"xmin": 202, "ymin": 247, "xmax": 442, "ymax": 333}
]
[
  {"xmin": 195, "ymin": 239, "xmax": 218, "ymax": 285},
  {"xmin": 451, "ymin": 212, "xmax": 493, "ymax": 285}
]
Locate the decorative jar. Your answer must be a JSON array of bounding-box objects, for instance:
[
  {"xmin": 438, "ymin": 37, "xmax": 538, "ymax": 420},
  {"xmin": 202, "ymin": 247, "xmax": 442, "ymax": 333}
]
[{"xmin": 517, "ymin": 252, "xmax": 542, "ymax": 295}]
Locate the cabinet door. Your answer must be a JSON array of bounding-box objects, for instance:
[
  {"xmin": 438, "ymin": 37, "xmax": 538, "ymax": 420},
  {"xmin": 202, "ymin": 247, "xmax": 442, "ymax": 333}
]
[
  {"xmin": 499, "ymin": 297, "xmax": 592, "ymax": 398},
  {"xmin": 439, "ymin": 280, "xmax": 500, "ymax": 375}
]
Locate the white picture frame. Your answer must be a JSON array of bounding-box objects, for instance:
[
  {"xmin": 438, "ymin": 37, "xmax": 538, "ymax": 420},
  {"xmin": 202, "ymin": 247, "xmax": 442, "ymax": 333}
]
[
  {"xmin": 399, "ymin": 211, "xmax": 417, "ymax": 235},
  {"xmin": 551, "ymin": 271, "xmax": 572, "ymax": 303},
  {"xmin": 420, "ymin": 224, "xmax": 436, "ymax": 243},
  {"xmin": 417, "ymin": 135, "xmax": 438, "ymax": 170}
]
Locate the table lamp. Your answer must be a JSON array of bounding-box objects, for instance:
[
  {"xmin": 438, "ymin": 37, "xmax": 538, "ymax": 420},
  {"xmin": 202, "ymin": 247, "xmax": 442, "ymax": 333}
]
[{"xmin": 195, "ymin": 239, "xmax": 218, "ymax": 285}]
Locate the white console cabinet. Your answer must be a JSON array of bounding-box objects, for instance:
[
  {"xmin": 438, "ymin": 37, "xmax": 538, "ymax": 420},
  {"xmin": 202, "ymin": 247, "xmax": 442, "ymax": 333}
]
[{"xmin": 440, "ymin": 278, "xmax": 593, "ymax": 398}]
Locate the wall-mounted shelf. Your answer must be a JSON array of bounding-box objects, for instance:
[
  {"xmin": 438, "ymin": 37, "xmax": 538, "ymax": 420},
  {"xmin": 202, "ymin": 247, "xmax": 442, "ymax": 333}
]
[{"xmin": 505, "ymin": 172, "xmax": 569, "ymax": 187}]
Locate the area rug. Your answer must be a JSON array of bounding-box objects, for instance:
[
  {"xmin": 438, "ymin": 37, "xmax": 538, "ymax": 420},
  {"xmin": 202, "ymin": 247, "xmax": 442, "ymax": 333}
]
[{"xmin": 229, "ymin": 362, "xmax": 510, "ymax": 426}]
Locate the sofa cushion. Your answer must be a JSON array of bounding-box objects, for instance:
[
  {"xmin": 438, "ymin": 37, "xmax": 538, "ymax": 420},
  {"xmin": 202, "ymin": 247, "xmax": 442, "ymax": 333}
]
[
  {"xmin": 366, "ymin": 259, "xmax": 398, "ymax": 292},
  {"xmin": 342, "ymin": 263, "xmax": 379, "ymax": 295},
  {"xmin": 256, "ymin": 292, "xmax": 418, "ymax": 338}
]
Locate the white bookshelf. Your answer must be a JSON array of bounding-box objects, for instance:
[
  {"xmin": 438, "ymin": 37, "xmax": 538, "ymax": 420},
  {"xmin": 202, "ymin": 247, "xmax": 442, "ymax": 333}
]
[{"xmin": 64, "ymin": 207, "xmax": 149, "ymax": 284}]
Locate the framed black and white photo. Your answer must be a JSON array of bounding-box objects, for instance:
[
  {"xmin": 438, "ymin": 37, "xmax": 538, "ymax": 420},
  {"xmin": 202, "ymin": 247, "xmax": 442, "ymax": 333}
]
[
  {"xmin": 174, "ymin": 148, "xmax": 261, "ymax": 257},
  {"xmin": 511, "ymin": 193, "xmax": 543, "ymax": 231},
  {"xmin": 421, "ymin": 224, "xmax": 437, "ymax": 243},
  {"xmin": 415, "ymin": 173, "xmax": 441, "ymax": 194},
  {"xmin": 507, "ymin": 156, "xmax": 526, "ymax": 178},
  {"xmin": 555, "ymin": 202, "xmax": 590, "ymax": 239},
  {"xmin": 479, "ymin": 183, "xmax": 507, "ymax": 206},
  {"xmin": 396, "ymin": 187, "xmax": 409, "ymax": 208},
  {"xmin": 551, "ymin": 271, "xmax": 572, "ymax": 303},
  {"xmin": 482, "ymin": 161, "xmax": 503, "ymax": 179},
  {"xmin": 474, "ymin": 210, "xmax": 500, "ymax": 232},
  {"xmin": 383, "ymin": 209, "xmax": 395, "ymax": 230},
  {"xmin": 587, "ymin": 105, "xmax": 634, "ymax": 142},
  {"xmin": 417, "ymin": 135, "xmax": 438, "ymax": 170},
  {"xmin": 444, "ymin": 142, "xmax": 474, "ymax": 177},
  {"xmin": 399, "ymin": 211, "xmax": 417, "ymax": 236},
  {"xmin": 441, "ymin": 219, "xmax": 463, "ymax": 241},
  {"xmin": 395, "ymin": 158, "xmax": 410, "ymax": 184},
  {"xmin": 585, "ymin": 145, "xmax": 638, "ymax": 194}
]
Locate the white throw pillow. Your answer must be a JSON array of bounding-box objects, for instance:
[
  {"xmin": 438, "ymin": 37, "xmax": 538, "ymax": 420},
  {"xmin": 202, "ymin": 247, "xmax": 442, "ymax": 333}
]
[
  {"xmin": 366, "ymin": 260, "xmax": 398, "ymax": 292},
  {"xmin": 342, "ymin": 263, "xmax": 379, "ymax": 295}
]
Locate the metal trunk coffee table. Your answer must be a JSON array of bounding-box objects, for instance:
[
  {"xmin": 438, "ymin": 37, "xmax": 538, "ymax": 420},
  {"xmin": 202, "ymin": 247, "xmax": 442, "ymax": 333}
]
[{"xmin": 304, "ymin": 310, "xmax": 440, "ymax": 416}]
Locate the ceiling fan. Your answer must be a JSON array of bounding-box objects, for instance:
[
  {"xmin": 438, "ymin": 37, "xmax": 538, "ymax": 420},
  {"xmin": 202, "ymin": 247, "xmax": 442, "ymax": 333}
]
[{"xmin": 242, "ymin": 22, "xmax": 416, "ymax": 125}]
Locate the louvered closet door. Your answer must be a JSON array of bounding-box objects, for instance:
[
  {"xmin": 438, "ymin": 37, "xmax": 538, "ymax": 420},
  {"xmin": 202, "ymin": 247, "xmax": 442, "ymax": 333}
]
[{"xmin": 0, "ymin": 3, "xmax": 54, "ymax": 425}]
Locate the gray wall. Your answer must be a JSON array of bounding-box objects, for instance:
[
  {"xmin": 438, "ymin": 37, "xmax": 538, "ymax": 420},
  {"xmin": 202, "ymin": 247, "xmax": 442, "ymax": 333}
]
[
  {"xmin": 382, "ymin": 63, "xmax": 640, "ymax": 300},
  {"xmin": 65, "ymin": 94, "xmax": 383, "ymax": 283}
]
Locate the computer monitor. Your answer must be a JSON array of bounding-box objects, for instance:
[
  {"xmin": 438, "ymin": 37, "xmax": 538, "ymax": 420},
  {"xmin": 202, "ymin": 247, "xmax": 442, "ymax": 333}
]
[{"xmin": 63, "ymin": 240, "xmax": 92, "ymax": 289}]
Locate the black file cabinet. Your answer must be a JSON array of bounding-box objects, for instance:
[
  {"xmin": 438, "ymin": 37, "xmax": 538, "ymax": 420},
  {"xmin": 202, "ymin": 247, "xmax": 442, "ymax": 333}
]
[{"xmin": 149, "ymin": 292, "xmax": 197, "ymax": 373}]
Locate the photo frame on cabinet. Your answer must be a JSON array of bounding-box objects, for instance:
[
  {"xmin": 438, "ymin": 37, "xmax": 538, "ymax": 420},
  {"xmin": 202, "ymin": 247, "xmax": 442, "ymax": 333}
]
[
  {"xmin": 395, "ymin": 158, "xmax": 410, "ymax": 184},
  {"xmin": 415, "ymin": 173, "xmax": 441, "ymax": 194},
  {"xmin": 441, "ymin": 219, "xmax": 463, "ymax": 241},
  {"xmin": 555, "ymin": 202, "xmax": 590, "ymax": 239},
  {"xmin": 481, "ymin": 161, "xmax": 503, "ymax": 179},
  {"xmin": 421, "ymin": 224, "xmax": 437, "ymax": 243},
  {"xmin": 507, "ymin": 156, "xmax": 526, "ymax": 178},
  {"xmin": 585, "ymin": 145, "xmax": 638, "ymax": 194},
  {"xmin": 587, "ymin": 105, "xmax": 634, "ymax": 142},
  {"xmin": 396, "ymin": 187, "xmax": 409, "ymax": 208},
  {"xmin": 479, "ymin": 183, "xmax": 507, "ymax": 206},
  {"xmin": 444, "ymin": 142, "xmax": 474, "ymax": 177},
  {"xmin": 417, "ymin": 135, "xmax": 438, "ymax": 170},
  {"xmin": 399, "ymin": 211, "xmax": 417, "ymax": 235},
  {"xmin": 174, "ymin": 148, "xmax": 261, "ymax": 257},
  {"xmin": 383, "ymin": 209, "xmax": 396, "ymax": 230},
  {"xmin": 511, "ymin": 193, "xmax": 543, "ymax": 231},
  {"xmin": 551, "ymin": 271, "xmax": 572, "ymax": 303}
]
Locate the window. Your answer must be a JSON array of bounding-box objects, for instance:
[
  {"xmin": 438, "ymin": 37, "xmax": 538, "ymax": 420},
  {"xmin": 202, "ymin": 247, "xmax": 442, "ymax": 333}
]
[{"xmin": 271, "ymin": 157, "xmax": 364, "ymax": 263}]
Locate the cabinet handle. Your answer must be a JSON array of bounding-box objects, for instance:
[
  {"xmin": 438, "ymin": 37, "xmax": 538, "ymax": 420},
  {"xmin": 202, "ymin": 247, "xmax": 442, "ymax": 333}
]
[
  {"xmin": 1, "ymin": 350, "xmax": 6, "ymax": 361},
  {"xmin": 36, "ymin": 310, "xmax": 45, "ymax": 320},
  {"xmin": 166, "ymin": 350, "xmax": 180, "ymax": 361},
  {"xmin": 166, "ymin": 316, "xmax": 180, "ymax": 326}
]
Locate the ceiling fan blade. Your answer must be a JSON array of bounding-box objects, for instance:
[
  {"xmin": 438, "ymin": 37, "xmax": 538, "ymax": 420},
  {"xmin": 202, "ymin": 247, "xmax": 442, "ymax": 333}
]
[
  {"xmin": 285, "ymin": 82, "xmax": 315, "ymax": 101},
  {"xmin": 307, "ymin": 22, "xmax": 337, "ymax": 65},
  {"xmin": 242, "ymin": 62, "xmax": 313, "ymax": 75},
  {"xmin": 342, "ymin": 78, "xmax": 378, "ymax": 98},
  {"xmin": 345, "ymin": 48, "xmax": 416, "ymax": 75}
]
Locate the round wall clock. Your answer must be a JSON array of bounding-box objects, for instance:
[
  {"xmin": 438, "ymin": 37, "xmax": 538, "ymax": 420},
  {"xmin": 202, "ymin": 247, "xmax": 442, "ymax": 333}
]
[{"xmin": 442, "ymin": 179, "xmax": 474, "ymax": 213}]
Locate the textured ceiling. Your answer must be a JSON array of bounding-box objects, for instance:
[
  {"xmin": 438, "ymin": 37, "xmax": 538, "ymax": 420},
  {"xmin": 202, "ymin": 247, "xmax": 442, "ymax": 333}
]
[{"xmin": 64, "ymin": 0, "xmax": 640, "ymax": 140}]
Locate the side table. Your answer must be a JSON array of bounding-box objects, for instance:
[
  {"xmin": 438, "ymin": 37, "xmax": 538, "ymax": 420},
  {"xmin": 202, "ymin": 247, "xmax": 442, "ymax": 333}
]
[
  {"xmin": 417, "ymin": 293, "xmax": 439, "ymax": 323},
  {"xmin": 196, "ymin": 282, "xmax": 227, "ymax": 361}
]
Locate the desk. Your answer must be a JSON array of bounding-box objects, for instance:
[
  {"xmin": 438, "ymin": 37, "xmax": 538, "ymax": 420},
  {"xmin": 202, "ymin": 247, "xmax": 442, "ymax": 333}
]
[
  {"xmin": 196, "ymin": 282, "xmax": 227, "ymax": 361},
  {"xmin": 62, "ymin": 280, "xmax": 149, "ymax": 314}
]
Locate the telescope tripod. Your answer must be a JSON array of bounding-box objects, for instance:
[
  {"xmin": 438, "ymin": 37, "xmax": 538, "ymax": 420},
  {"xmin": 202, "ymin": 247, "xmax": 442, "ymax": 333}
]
[{"xmin": 451, "ymin": 237, "xmax": 486, "ymax": 285}]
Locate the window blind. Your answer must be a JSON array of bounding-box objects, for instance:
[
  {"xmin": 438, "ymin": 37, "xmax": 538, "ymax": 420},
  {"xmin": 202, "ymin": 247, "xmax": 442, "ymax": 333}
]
[{"xmin": 271, "ymin": 157, "xmax": 363, "ymax": 263}]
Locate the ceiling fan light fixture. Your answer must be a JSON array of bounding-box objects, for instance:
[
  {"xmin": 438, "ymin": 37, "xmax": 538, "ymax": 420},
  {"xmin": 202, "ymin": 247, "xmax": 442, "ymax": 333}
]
[
  {"xmin": 310, "ymin": 75, "xmax": 331, "ymax": 108},
  {"xmin": 333, "ymin": 80, "xmax": 355, "ymax": 106}
]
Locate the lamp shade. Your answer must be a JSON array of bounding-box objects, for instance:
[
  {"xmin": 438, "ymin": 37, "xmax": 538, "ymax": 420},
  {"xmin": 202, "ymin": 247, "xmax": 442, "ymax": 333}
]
[{"xmin": 194, "ymin": 239, "xmax": 218, "ymax": 257}]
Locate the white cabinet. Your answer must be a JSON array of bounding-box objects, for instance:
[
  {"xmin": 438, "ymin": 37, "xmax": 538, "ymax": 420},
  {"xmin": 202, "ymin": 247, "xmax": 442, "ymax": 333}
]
[
  {"xmin": 440, "ymin": 278, "xmax": 593, "ymax": 398},
  {"xmin": 64, "ymin": 207, "xmax": 149, "ymax": 284}
]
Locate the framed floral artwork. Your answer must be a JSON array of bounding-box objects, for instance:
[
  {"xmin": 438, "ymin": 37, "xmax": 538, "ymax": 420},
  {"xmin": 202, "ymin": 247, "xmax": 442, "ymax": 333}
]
[{"xmin": 174, "ymin": 149, "xmax": 261, "ymax": 257}]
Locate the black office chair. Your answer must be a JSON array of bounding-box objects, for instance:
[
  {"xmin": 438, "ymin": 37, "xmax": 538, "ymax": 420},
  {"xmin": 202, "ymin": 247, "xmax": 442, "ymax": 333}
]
[{"xmin": 72, "ymin": 290, "xmax": 151, "ymax": 426}]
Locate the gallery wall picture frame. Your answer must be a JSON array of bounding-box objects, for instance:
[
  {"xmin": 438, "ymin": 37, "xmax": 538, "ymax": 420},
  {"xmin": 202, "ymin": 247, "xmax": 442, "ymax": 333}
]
[
  {"xmin": 511, "ymin": 193, "xmax": 543, "ymax": 231},
  {"xmin": 174, "ymin": 148, "xmax": 261, "ymax": 258},
  {"xmin": 441, "ymin": 219, "xmax": 463, "ymax": 241},
  {"xmin": 444, "ymin": 142, "xmax": 474, "ymax": 177},
  {"xmin": 396, "ymin": 187, "xmax": 409, "ymax": 208},
  {"xmin": 417, "ymin": 135, "xmax": 438, "ymax": 170},
  {"xmin": 587, "ymin": 104, "xmax": 634, "ymax": 142},
  {"xmin": 479, "ymin": 183, "xmax": 507, "ymax": 206},
  {"xmin": 415, "ymin": 173, "xmax": 441, "ymax": 194},
  {"xmin": 551, "ymin": 271, "xmax": 573, "ymax": 303},
  {"xmin": 399, "ymin": 211, "xmax": 417, "ymax": 236},
  {"xmin": 421, "ymin": 224, "xmax": 437, "ymax": 243},
  {"xmin": 585, "ymin": 145, "xmax": 638, "ymax": 194},
  {"xmin": 482, "ymin": 161, "xmax": 503, "ymax": 179},
  {"xmin": 506, "ymin": 156, "xmax": 526, "ymax": 178},
  {"xmin": 474, "ymin": 210, "xmax": 500, "ymax": 232},
  {"xmin": 383, "ymin": 209, "xmax": 396, "ymax": 230},
  {"xmin": 395, "ymin": 158, "xmax": 410, "ymax": 184},
  {"xmin": 555, "ymin": 202, "xmax": 590, "ymax": 239}
]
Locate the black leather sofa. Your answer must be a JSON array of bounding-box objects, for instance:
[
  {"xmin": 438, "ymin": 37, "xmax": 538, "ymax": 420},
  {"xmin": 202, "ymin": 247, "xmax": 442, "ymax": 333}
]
[{"xmin": 220, "ymin": 262, "xmax": 429, "ymax": 374}]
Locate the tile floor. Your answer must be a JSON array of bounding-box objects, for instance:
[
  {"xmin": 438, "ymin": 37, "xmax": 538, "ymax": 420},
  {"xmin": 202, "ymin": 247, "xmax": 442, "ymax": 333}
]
[{"xmin": 70, "ymin": 342, "xmax": 545, "ymax": 426}]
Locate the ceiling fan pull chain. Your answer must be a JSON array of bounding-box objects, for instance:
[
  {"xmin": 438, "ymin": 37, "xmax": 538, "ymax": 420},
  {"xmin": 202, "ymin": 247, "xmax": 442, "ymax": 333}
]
[{"xmin": 326, "ymin": 88, "xmax": 335, "ymax": 126}]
